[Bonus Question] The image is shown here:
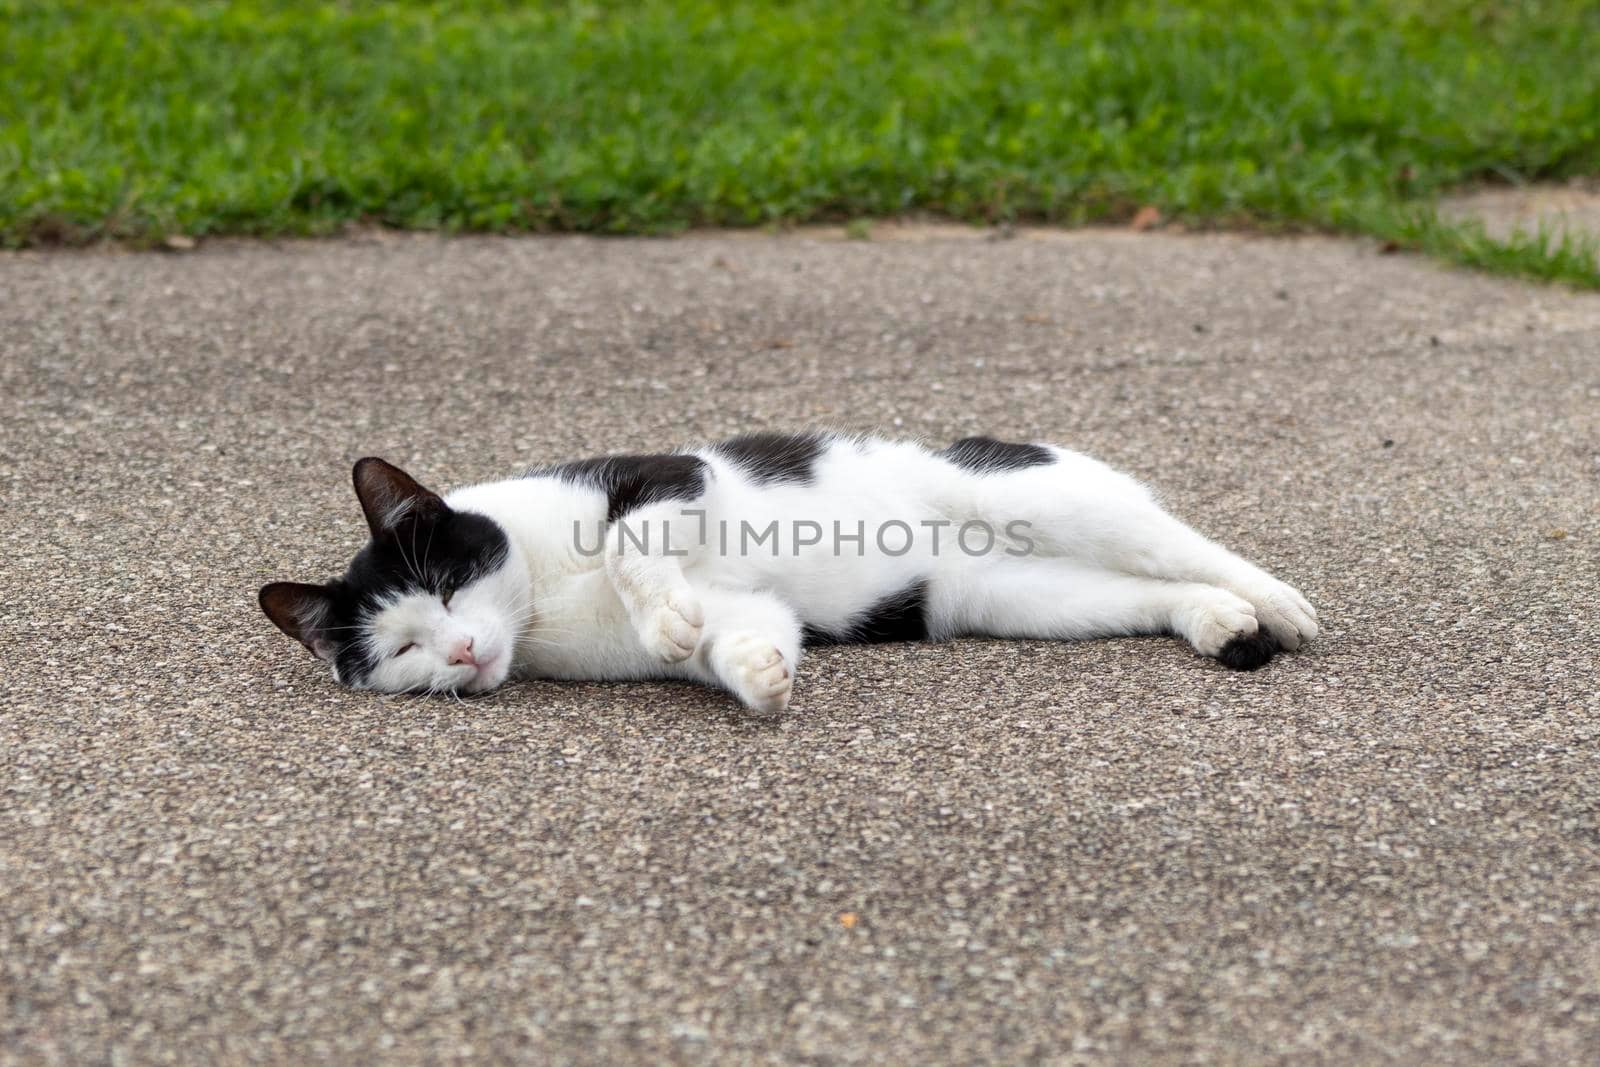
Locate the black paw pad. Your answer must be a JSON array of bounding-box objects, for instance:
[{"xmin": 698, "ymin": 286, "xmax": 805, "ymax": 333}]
[{"xmin": 1216, "ymin": 630, "xmax": 1280, "ymax": 671}]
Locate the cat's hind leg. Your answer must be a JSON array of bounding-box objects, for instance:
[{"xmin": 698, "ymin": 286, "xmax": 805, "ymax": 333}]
[
  {"xmin": 683, "ymin": 586, "xmax": 804, "ymax": 714},
  {"xmin": 970, "ymin": 450, "xmax": 1317, "ymax": 651},
  {"xmin": 930, "ymin": 560, "xmax": 1280, "ymax": 670}
]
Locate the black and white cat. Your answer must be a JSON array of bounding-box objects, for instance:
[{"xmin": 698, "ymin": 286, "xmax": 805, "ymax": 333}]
[{"xmin": 259, "ymin": 433, "xmax": 1317, "ymax": 712}]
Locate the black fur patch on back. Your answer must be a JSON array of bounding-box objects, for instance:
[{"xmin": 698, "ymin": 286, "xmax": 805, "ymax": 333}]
[
  {"xmin": 710, "ymin": 432, "xmax": 828, "ymax": 486},
  {"xmin": 937, "ymin": 436, "xmax": 1054, "ymax": 473},
  {"xmin": 1215, "ymin": 629, "xmax": 1280, "ymax": 671},
  {"xmin": 804, "ymin": 581, "xmax": 930, "ymax": 646},
  {"xmin": 329, "ymin": 508, "xmax": 509, "ymax": 684},
  {"xmin": 540, "ymin": 454, "xmax": 709, "ymax": 523}
]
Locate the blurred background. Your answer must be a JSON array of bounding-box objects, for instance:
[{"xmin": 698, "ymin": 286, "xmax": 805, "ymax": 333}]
[{"xmin": 4, "ymin": 0, "xmax": 1598, "ymax": 283}]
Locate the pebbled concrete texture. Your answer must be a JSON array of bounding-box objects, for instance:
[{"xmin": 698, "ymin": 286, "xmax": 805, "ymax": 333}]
[
  {"xmin": 1442, "ymin": 181, "xmax": 1600, "ymax": 248},
  {"xmin": 2, "ymin": 229, "xmax": 1598, "ymax": 1065}
]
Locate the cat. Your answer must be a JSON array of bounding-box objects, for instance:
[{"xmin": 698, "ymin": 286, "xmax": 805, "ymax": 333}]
[{"xmin": 259, "ymin": 433, "xmax": 1317, "ymax": 713}]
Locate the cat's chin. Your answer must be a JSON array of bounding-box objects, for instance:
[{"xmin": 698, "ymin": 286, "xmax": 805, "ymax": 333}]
[{"xmin": 460, "ymin": 656, "xmax": 510, "ymax": 694}]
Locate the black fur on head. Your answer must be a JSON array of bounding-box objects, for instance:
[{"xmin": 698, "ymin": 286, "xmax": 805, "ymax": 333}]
[{"xmin": 258, "ymin": 458, "xmax": 509, "ymax": 685}]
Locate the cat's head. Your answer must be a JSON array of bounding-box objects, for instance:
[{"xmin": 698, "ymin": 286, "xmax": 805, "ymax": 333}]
[{"xmin": 259, "ymin": 458, "xmax": 526, "ymax": 695}]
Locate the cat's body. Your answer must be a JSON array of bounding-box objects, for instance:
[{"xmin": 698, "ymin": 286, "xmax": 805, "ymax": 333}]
[{"xmin": 260, "ymin": 433, "xmax": 1317, "ymax": 712}]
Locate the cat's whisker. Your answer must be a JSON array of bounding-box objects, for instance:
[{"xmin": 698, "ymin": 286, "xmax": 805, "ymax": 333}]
[
  {"xmin": 516, "ymin": 635, "xmax": 576, "ymax": 649},
  {"xmin": 522, "ymin": 623, "xmax": 580, "ymax": 637},
  {"xmin": 514, "ymin": 618, "xmax": 580, "ymax": 635},
  {"xmin": 406, "ymin": 520, "xmax": 425, "ymax": 585},
  {"xmin": 504, "ymin": 607, "xmax": 574, "ymax": 629},
  {"xmin": 422, "ymin": 522, "xmax": 438, "ymax": 587},
  {"xmin": 507, "ymin": 613, "xmax": 574, "ymax": 633},
  {"xmin": 519, "ymin": 624, "xmax": 579, "ymax": 637}
]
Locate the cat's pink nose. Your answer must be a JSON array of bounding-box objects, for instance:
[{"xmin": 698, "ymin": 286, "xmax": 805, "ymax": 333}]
[{"xmin": 447, "ymin": 638, "xmax": 477, "ymax": 667}]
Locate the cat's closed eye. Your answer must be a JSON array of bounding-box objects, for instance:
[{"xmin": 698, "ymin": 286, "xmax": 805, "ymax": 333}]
[{"xmin": 395, "ymin": 643, "xmax": 417, "ymax": 657}]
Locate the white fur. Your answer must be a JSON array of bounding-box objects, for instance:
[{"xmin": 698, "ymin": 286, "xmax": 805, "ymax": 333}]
[
  {"xmin": 358, "ymin": 548, "xmax": 530, "ymax": 695},
  {"xmin": 359, "ymin": 437, "xmax": 1317, "ymax": 710}
]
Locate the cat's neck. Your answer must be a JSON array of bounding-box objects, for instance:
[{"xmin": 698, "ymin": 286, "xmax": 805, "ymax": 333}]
[
  {"xmin": 510, "ymin": 570, "xmax": 636, "ymax": 679},
  {"xmin": 446, "ymin": 477, "xmax": 606, "ymax": 582}
]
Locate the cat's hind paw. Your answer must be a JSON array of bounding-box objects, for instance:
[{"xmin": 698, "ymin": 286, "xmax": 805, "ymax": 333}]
[
  {"xmin": 641, "ymin": 591, "xmax": 704, "ymax": 663},
  {"xmin": 715, "ymin": 633, "xmax": 793, "ymax": 715},
  {"xmin": 1178, "ymin": 588, "xmax": 1277, "ymax": 669},
  {"xmin": 1241, "ymin": 579, "xmax": 1318, "ymax": 651}
]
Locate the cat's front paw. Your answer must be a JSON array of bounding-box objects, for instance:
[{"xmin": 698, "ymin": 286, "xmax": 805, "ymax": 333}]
[
  {"xmin": 641, "ymin": 590, "xmax": 704, "ymax": 663},
  {"xmin": 716, "ymin": 633, "xmax": 792, "ymax": 715}
]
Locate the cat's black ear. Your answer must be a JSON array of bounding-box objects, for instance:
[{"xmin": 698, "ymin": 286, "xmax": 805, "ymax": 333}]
[
  {"xmin": 352, "ymin": 457, "xmax": 446, "ymax": 540},
  {"xmin": 259, "ymin": 582, "xmax": 338, "ymax": 661}
]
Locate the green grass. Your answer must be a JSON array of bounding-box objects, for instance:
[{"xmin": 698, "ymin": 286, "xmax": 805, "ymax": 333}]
[{"xmin": 3, "ymin": 1, "xmax": 1599, "ymax": 284}]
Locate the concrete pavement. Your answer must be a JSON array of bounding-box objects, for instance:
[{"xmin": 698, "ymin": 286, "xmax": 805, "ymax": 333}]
[
  {"xmin": 1443, "ymin": 181, "xmax": 1600, "ymax": 246},
  {"xmin": 2, "ymin": 228, "xmax": 1598, "ymax": 1064}
]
